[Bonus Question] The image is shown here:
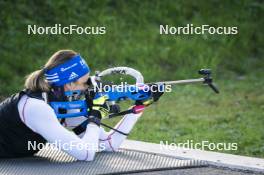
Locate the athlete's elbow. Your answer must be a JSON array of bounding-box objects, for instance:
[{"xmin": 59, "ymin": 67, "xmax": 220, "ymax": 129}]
[
  {"xmin": 71, "ymin": 150, "xmax": 96, "ymax": 161},
  {"xmin": 107, "ymin": 139, "xmax": 121, "ymax": 152},
  {"xmin": 84, "ymin": 150, "xmax": 96, "ymax": 161}
]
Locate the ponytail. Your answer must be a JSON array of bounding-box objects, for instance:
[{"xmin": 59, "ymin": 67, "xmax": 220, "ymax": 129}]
[
  {"xmin": 24, "ymin": 69, "xmax": 50, "ymax": 92},
  {"xmin": 24, "ymin": 50, "xmax": 77, "ymax": 92}
]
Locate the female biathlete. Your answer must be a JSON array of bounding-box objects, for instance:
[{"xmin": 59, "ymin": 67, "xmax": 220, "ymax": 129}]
[{"xmin": 0, "ymin": 50, "xmax": 163, "ymax": 161}]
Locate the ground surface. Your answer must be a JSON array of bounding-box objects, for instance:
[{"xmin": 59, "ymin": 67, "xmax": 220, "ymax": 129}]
[
  {"xmin": 129, "ymin": 167, "xmax": 264, "ymax": 175},
  {"xmin": 1, "ymin": 147, "xmax": 263, "ymax": 175}
]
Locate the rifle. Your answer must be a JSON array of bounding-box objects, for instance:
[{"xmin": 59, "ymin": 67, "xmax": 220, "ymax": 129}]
[
  {"xmin": 49, "ymin": 67, "xmax": 219, "ymax": 135},
  {"xmin": 50, "ymin": 67, "xmax": 219, "ymax": 119}
]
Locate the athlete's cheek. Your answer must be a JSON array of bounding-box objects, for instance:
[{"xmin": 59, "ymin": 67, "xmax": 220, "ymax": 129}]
[{"xmin": 76, "ymin": 84, "xmax": 87, "ymax": 91}]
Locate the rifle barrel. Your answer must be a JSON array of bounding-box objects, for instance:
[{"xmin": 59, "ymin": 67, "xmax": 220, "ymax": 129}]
[{"xmin": 155, "ymin": 78, "xmax": 204, "ymax": 85}]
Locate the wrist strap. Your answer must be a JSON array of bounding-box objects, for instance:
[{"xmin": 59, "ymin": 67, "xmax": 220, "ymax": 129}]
[
  {"xmin": 100, "ymin": 123, "xmax": 129, "ymax": 136},
  {"xmin": 72, "ymin": 119, "xmax": 129, "ymax": 136}
]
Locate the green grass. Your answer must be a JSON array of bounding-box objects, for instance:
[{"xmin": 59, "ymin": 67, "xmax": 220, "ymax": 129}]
[
  {"xmin": 104, "ymin": 73, "xmax": 264, "ymax": 157},
  {"xmin": 0, "ymin": 0, "xmax": 263, "ymax": 157},
  {"xmin": 0, "ymin": 0, "xmax": 263, "ymax": 96}
]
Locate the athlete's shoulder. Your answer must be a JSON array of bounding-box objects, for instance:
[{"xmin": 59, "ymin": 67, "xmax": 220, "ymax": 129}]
[{"xmin": 19, "ymin": 94, "xmax": 52, "ymax": 111}]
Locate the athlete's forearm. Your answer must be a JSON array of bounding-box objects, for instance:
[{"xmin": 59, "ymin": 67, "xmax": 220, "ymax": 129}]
[{"xmin": 99, "ymin": 112, "xmax": 142, "ymax": 152}]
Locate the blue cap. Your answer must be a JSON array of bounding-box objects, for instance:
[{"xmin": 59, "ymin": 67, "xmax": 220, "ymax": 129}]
[{"xmin": 44, "ymin": 55, "xmax": 90, "ymax": 86}]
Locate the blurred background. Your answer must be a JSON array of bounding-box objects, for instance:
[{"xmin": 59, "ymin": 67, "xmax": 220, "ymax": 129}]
[{"xmin": 0, "ymin": 0, "xmax": 263, "ymax": 157}]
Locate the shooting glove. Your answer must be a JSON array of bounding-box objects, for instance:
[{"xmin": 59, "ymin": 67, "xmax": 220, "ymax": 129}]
[
  {"xmin": 136, "ymin": 83, "xmax": 164, "ymax": 106},
  {"xmin": 88, "ymin": 95, "xmax": 110, "ymax": 126}
]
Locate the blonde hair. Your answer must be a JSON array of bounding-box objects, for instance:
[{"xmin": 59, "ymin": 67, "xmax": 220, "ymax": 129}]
[{"xmin": 25, "ymin": 50, "xmax": 77, "ymax": 92}]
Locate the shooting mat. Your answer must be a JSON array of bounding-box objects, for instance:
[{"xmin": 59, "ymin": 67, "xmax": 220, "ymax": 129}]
[{"xmin": 0, "ymin": 147, "xmax": 208, "ymax": 175}]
